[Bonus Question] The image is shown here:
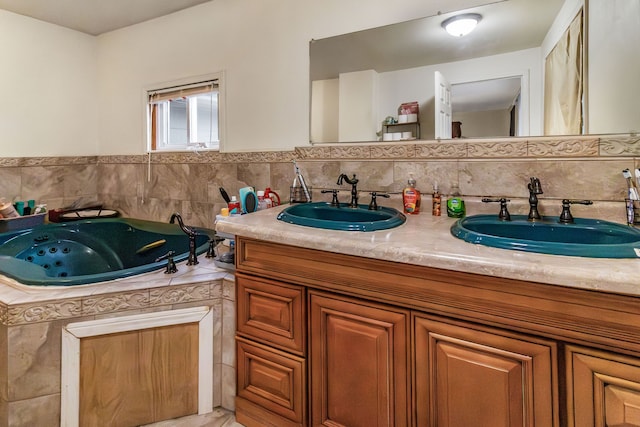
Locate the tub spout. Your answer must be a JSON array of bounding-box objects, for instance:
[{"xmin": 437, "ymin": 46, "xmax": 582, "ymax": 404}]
[{"xmin": 169, "ymin": 213, "xmax": 199, "ymax": 265}]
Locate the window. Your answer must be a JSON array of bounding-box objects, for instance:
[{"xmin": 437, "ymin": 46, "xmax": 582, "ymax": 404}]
[{"xmin": 147, "ymin": 76, "xmax": 222, "ymax": 151}]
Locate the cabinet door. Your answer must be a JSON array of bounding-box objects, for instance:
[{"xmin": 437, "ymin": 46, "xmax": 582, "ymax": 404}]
[
  {"xmin": 566, "ymin": 345, "xmax": 640, "ymax": 427},
  {"xmin": 309, "ymin": 291, "xmax": 409, "ymax": 427},
  {"xmin": 414, "ymin": 315, "xmax": 557, "ymax": 427}
]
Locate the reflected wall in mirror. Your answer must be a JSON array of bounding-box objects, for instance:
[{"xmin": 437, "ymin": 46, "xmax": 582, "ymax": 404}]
[{"xmin": 309, "ymin": 0, "xmax": 640, "ymax": 143}]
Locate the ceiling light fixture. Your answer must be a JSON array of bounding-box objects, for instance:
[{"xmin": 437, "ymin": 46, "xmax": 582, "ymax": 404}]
[{"xmin": 442, "ymin": 13, "xmax": 482, "ymax": 37}]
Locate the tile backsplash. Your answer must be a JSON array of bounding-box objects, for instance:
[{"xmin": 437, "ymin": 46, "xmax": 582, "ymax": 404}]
[{"xmin": 1, "ymin": 134, "xmax": 639, "ymax": 228}]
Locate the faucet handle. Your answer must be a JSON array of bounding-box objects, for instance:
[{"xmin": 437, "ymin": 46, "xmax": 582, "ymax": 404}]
[
  {"xmin": 559, "ymin": 199, "xmax": 593, "ymax": 224},
  {"xmin": 321, "ymin": 189, "xmax": 341, "ymax": 207},
  {"xmin": 368, "ymin": 192, "xmax": 390, "ymax": 210},
  {"xmin": 528, "ymin": 177, "xmax": 543, "ymax": 194},
  {"xmin": 482, "ymin": 197, "xmax": 511, "ymax": 221}
]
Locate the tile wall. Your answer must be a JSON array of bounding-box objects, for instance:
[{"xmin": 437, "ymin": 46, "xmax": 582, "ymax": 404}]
[{"xmin": 2, "ymin": 134, "xmax": 640, "ymax": 228}]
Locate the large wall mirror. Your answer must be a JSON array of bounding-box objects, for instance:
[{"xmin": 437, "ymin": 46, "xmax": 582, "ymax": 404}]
[{"xmin": 309, "ymin": 0, "xmax": 640, "ymax": 143}]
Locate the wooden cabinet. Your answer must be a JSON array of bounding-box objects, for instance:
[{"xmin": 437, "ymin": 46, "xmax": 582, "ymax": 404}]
[
  {"xmin": 309, "ymin": 291, "xmax": 409, "ymax": 427},
  {"xmin": 236, "ymin": 274, "xmax": 306, "ymax": 355},
  {"xmin": 566, "ymin": 345, "xmax": 640, "ymax": 427},
  {"xmin": 235, "ymin": 273, "xmax": 307, "ymax": 427},
  {"xmin": 234, "ymin": 237, "xmax": 640, "ymax": 427},
  {"xmin": 414, "ymin": 315, "xmax": 557, "ymax": 427}
]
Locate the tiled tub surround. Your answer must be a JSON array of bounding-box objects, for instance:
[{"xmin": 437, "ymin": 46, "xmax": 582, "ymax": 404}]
[
  {"xmin": 0, "ymin": 259, "xmax": 237, "ymax": 426},
  {"xmin": 1, "ymin": 135, "xmax": 640, "ymax": 228}
]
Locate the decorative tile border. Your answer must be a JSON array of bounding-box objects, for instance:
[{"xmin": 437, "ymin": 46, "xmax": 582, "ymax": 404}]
[
  {"xmin": 599, "ymin": 135, "xmax": 640, "ymax": 156},
  {"xmin": 1, "ymin": 135, "xmax": 634, "ymax": 168},
  {"xmin": 371, "ymin": 144, "xmax": 416, "ymax": 159},
  {"xmin": 416, "ymin": 142, "xmax": 467, "ymax": 158},
  {"xmin": 7, "ymin": 299, "xmax": 82, "ymax": 325},
  {"xmin": 83, "ymin": 290, "xmax": 149, "ymax": 315},
  {"xmin": 528, "ymin": 138, "xmax": 599, "ymax": 157},
  {"xmin": 150, "ymin": 283, "xmax": 212, "ymax": 305},
  {"xmin": 468, "ymin": 141, "xmax": 527, "ymax": 158},
  {"xmin": 0, "ymin": 156, "xmax": 98, "ymax": 167},
  {"xmin": 2, "ymin": 281, "xmax": 223, "ymax": 326}
]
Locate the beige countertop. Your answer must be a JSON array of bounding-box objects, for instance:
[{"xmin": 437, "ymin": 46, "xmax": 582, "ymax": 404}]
[{"xmin": 215, "ymin": 204, "xmax": 640, "ymax": 297}]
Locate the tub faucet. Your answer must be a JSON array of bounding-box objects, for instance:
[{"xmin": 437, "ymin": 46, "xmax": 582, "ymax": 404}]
[
  {"xmin": 155, "ymin": 251, "xmax": 178, "ymax": 274},
  {"xmin": 337, "ymin": 173, "xmax": 359, "ymax": 208},
  {"xmin": 527, "ymin": 177, "xmax": 543, "ymax": 221},
  {"xmin": 169, "ymin": 213, "xmax": 199, "ymax": 265}
]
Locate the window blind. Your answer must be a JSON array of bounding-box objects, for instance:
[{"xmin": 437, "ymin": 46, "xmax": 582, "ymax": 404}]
[{"xmin": 148, "ymin": 80, "xmax": 218, "ymax": 103}]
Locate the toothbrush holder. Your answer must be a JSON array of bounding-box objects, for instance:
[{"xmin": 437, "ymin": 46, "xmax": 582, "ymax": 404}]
[
  {"xmin": 625, "ymin": 199, "xmax": 640, "ymax": 225},
  {"xmin": 290, "ymin": 186, "xmax": 312, "ymax": 203}
]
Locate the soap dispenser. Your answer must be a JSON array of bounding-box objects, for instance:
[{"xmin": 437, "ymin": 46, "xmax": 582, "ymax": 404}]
[
  {"xmin": 446, "ymin": 184, "xmax": 466, "ymax": 218},
  {"xmin": 403, "ymin": 174, "xmax": 421, "ymax": 214}
]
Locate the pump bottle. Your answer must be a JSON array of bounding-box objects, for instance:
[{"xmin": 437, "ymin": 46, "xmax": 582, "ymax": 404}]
[{"xmin": 403, "ymin": 174, "xmax": 421, "ymax": 214}]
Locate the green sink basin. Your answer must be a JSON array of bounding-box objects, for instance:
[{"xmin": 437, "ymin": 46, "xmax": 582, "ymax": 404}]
[
  {"xmin": 451, "ymin": 214, "xmax": 640, "ymax": 258},
  {"xmin": 277, "ymin": 202, "xmax": 406, "ymax": 232}
]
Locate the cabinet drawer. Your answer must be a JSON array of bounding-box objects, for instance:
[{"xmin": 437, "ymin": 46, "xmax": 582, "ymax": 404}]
[
  {"xmin": 236, "ymin": 337, "xmax": 306, "ymax": 426},
  {"xmin": 236, "ymin": 273, "xmax": 306, "ymax": 354}
]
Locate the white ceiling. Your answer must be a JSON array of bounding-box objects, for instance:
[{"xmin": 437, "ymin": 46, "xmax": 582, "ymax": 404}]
[
  {"xmin": 310, "ymin": 0, "xmax": 564, "ymax": 112},
  {"xmin": 0, "ymin": 0, "xmax": 213, "ymax": 35}
]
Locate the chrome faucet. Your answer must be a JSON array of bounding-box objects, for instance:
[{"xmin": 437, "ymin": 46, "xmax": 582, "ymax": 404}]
[
  {"xmin": 169, "ymin": 213, "xmax": 199, "ymax": 265},
  {"xmin": 337, "ymin": 174, "xmax": 359, "ymax": 208},
  {"xmin": 527, "ymin": 177, "xmax": 543, "ymax": 221}
]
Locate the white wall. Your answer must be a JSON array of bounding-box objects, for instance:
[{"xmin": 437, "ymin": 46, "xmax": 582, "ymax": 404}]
[
  {"xmin": 0, "ymin": 10, "xmax": 97, "ymax": 157},
  {"xmin": 378, "ymin": 47, "xmax": 542, "ymax": 139},
  {"xmin": 310, "ymin": 79, "xmax": 339, "ymax": 143},
  {"xmin": 0, "ymin": 0, "xmax": 506, "ymax": 156},
  {"xmin": 587, "ymin": 0, "xmax": 640, "ymax": 134},
  {"xmin": 453, "ymin": 109, "xmax": 511, "ymax": 138},
  {"xmin": 96, "ymin": 0, "xmax": 492, "ymax": 154},
  {"xmin": 338, "ymin": 70, "xmax": 379, "ymax": 142}
]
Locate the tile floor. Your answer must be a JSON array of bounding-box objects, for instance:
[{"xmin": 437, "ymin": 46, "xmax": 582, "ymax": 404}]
[{"xmin": 143, "ymin": 408, "xmax": 244, "ymax": 427}]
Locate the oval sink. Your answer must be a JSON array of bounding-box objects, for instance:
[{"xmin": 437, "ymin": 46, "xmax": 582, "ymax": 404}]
[
  {"xmin": 277, "ymin": 202, "xmax": 406, "ymax": 232},
  {"xmin": 451, "ymin": 214, "xmax": 640, "ymax": 258}
]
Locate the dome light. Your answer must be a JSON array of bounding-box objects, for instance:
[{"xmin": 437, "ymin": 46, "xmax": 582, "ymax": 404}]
[{"xmin": 442, "ymin": 13, "xmax": 482, "ymax": 37}]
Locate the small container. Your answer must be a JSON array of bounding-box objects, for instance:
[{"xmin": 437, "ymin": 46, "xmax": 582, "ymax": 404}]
[
  {"xmin": 228, "ymin": 196, "xmax": 241, "ymax": 215},
  {"xmin": 446, "ymin": 184, "xmax": 466, "ymax": 218},
  {"xmin": 257, "ymin": 191, "xmax": 272, "ymax": 210},
  {"xmin": 290, "ymin": 186, "xmax": 312, "ymax": 203},
  {"xmin": 432, "ymin": 183, "xmax": 441, "ymax": 216},
  {"xmin": 264, "ymin": 188, "xmax": 281, "ymax": 206},
  {"xmin": 34, "ymin": 204, "xmax": 47, "ymax": 215},
  {"xmin": 0, "ymin": 198, "xmax": 19, "ymax": 218},
  {"xmin": 14, "ymin": 201, "xmax": 24, "ymax": 216}
]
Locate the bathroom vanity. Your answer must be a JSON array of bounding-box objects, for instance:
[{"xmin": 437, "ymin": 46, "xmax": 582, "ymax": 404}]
[{"xmin": 217, "ymin": 206, "xmax": 640, "ymax": 427}]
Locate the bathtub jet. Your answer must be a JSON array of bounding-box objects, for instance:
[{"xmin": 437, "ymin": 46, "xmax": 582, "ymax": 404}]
[{"xmin": 0, "ymin": 218, "xmax": 215, "ymax": 286}]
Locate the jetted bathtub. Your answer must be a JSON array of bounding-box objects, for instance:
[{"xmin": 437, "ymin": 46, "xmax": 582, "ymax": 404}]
[{"xmin": 0, "ymin": 217, "xmax": 215, "ymax": 286}]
